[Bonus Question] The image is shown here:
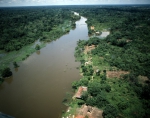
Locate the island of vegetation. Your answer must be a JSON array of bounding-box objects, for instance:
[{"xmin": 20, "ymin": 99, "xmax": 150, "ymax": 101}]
[
  {"xmin": 0, "ymin": 6, "xmax": 80, "ymax": 83},
  {"xmin": 62, "ymin": 5, "xmax": 150, "ymax": 118}
]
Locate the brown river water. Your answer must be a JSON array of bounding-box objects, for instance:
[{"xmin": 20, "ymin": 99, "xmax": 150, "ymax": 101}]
[{"xmin": 0, "ymin": 16, "xmax": 88, "ymax": 118}]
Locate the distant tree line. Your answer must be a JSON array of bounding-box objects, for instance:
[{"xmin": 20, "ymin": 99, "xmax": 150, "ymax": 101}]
[
  {"xmin": 73, "ymin": 5, "xmax": 150, "ymax": 118},
  {"xmin": 0, "ymin": 6, "xmax": 80, "ymax": 52}
]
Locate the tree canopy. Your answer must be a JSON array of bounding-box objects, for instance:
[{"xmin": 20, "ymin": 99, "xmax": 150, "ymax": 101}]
[{"xmin": 73, "ymin": 5, "xmax": 150, "ymax": 118}]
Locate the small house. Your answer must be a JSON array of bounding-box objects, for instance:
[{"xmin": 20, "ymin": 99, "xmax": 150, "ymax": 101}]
[{"xmin": 73, "ymin": 86, "xmax": 87, "ymax": 99}]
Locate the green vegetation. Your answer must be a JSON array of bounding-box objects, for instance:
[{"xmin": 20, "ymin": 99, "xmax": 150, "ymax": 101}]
[
  {"xmin": 0, "ymin": 6, "xmax": 80, "ymax": 84},
  {"xmin": 13, "ymin": 61, "xmax": 19, "ymax": 68},
  {"xmin": 1, "ymin": 5, "xmax": 150, "ymax": 117},
  {"xmin": 69, "ymin": 5, "xmax": 150, "ymax": 118},
  {"xmin": 35, "ymin": 44, "xmax": 40, "ymax": 50},
  {"xmin": 1, "ymin": 67, "xmax": 12, "ymax": 78},
  {"xmin": 0, "ymin": 43, "xmax": 39, "ymax": 69},
  {"xmin": 0, "ymin": 7, "xmax": 80, "ymax": 52}
]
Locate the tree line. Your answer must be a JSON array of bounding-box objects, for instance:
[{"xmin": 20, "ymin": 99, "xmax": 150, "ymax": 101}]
[
  {"xmin": 73, "ymin": 5, "xmax": 150, "ymax": 118},
  {"xmin": 0, "ymin": 6, "xmax": 80, "ymax": 83},
  {"xmin": 0, "ymin": 6, "xmax": 80, "ymax": 52}
]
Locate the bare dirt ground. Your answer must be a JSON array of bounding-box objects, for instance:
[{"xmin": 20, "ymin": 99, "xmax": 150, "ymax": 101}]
[
  {"xmin": 106, "ymin": 70, "xmax": 129, "ymax": 78},
  {"xmin": 84, "ymin": 45, "xmax": 95, "ymax": 54},
  {"xmin": 138, "ymin": 75, "xmax": 149, "ymax": 85},
  {"xmin": 75, "ymin": 105, "xmax": 103, "ymax": 118}
]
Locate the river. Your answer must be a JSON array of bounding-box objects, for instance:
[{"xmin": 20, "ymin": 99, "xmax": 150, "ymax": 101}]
[{"xmin": 0, "ymin": 16, "xmax": 88, "ymax": 118}]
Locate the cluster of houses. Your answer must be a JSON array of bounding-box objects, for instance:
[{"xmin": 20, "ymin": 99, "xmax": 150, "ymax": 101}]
[{"xmin": 71, "ymin": 86, "xmax": 103, "ymax": 118}]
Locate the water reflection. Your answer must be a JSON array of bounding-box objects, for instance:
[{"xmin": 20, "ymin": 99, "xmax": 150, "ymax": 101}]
[
  {"xmin": 0, "ymin": 16, "xmax": 88, "ymax": 118},
  {"xmin": 0, "ymin": 76, "xmax": 13, "ymax": 91},
  {"xmin": 0, "ymin": 83, "xmax": 4, "ymax": 91},
  {"xmin": 5, "ymin": 76, "xmax": 13, "ymax": 84},
  {"xmin": 36, "ymin": 50, "xmax": 40, "ymax": 55},
  {"xmin": 15, "ymin": 68, "xmax": 18, "ymax": 72}
]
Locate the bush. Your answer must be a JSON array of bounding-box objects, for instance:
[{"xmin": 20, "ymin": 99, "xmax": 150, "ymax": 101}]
[
  {"xmin": 80, "ymin": 78, "xmax": 89, "ymax": 86},
  {"xmin": 72, "ymin": 81, "xmax": 80, "ymax": 89},
  {"xmin": 86, "ymin": 97, "xmax": 97, "ymax": 106},
  {"xmin": 96, "ymin": 94, "xmax": 109, "ymax": 108},
  {"xmin": 13, "ymin": 61, "xmax": 19, "ymax": 68},
  {"xmin": 35, "ymin": 44, "xmax": 40, "ymax": 50},
  {"xmin": 1, "ymin": 67, "xmax": 12, "ymax": 78},
  {"xmin": 77, "ymin": 99, "xmax": 85, "ymax": 106},
  {"xmin": 103, "ymin": 104, "xmax": 118, "ymax": 118},
  {"xmin": 81, "ymin": 91, "xmax": 88, "ymax": 101},
  {"xmin": 105, "ymin": 85, "xmax": 111, "ymax": 92}
]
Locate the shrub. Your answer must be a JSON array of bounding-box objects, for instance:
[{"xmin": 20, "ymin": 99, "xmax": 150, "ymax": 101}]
[
  {"xmin": 1, "ymin": 67, "xmax": 12, "ymax": 78},
  {"xmin": 35, "ymin": 44, "xmax": 40, "ymax": 50},
  {"xmin": 103, "ymin": 104, "xmax": 118, "ymax": 118}
]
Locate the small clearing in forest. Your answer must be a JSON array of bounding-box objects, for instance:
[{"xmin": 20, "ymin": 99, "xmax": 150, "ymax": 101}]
[
  {"xmin": 75, "ymin": 105, "xmax": 103, "ymax": 118},
  {"xmin": 107, "ymin": 70, "xmax": 129, "ymax": 78},
  {"xmin": 138, "ymin": 75, "xmax": 149, "ymax": 85},
  {"xmin": 84, "ymin": 45, "xmax": 95, "ymax": 54}
]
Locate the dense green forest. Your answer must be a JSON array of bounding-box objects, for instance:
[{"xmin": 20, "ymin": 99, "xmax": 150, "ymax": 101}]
[
  {"xmin": 0, "ymin": 6, "xmax": 80, "ymax": 84},
  {"xmin": 0, "ymin": 6, "xmax": 80, "ymax": 82},
  {"xmin": 76, "ymin": 5, "xmax": 150, "ymax": 78},
  {"xmin": 64, "ymin": 5, "xmax": 150, "ymax": 118},
  {"xmin": 0, "ymin": 6, "xmax": 80, "ymax": 52},
  {"xmin": 1, "ymin": 5, "xmax": 150, "ymax": 117}
]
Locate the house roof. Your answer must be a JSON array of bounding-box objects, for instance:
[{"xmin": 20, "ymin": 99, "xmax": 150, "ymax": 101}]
[{"xmin": 73, "ymin": 86, "xmax": 87, "ymax": 99}]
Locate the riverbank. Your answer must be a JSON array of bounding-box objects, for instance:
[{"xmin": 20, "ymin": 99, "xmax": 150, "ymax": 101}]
[
  {"xmin": 0, "ymin": 16, "xmax": 78, "ymax": 84},
  {"xmin": 62, "ymin": 19, "xmax": 150, "ymax": 118},
  {"xmin": 0, "ymin": 14, "xmax": 88, "ymax": 118},
  {"xmin": 62, "ymin": 32, "xmax": 110, "ymax": 118},
  {"xmin": 0, "ymin": 7, "xmax": 80, "ymax": 83}
]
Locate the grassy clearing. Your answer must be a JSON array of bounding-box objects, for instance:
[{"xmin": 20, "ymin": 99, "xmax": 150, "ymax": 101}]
[
  {"xmin": 0, "ymin": 42, "xmax": 46, "ymax": 70},
  {"xmin": 62, "ymin": 92, "xmax": 81, "ymax": 117},
  {"xmin": 93, "ymin": 22, "xmax": 110, "ymax": 31},
  {"xmin": 62, "ymin": 103, "xmax": 78, "ymax": 117},
  {"xmin": 92, "ymin": 55, "xmax": 110, "ymax": 71}
]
